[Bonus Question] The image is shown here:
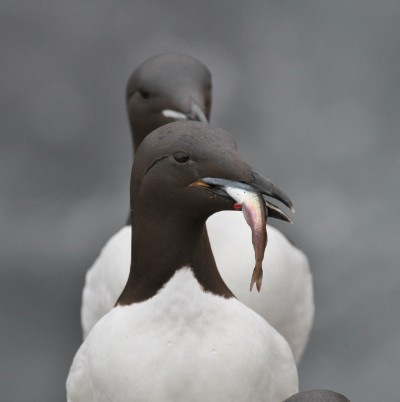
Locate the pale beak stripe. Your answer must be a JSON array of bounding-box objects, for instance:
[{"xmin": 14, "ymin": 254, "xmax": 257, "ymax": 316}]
[{"xmin": 162, "ymin": 109, "xmax": 188, "ymax": 120}]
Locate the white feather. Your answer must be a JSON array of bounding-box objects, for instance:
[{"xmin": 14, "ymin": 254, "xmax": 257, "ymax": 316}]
[
  {"xmin": 81, "ymin": 226, "xmax": 131, "ymax": 338},
  {"xmin": 81, "ymin": 216, "xmax": 314, "ymax": 363},
  {"xmin": 207, "ymin": 212, "xmax": 314, "ymax": 363},
  {"xmin": 70, "ymin": 268, "xmax": 298, "ymax": 402}
]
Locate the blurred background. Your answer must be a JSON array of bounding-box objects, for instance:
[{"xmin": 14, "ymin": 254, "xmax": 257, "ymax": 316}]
[{"xmin": 2, "ymin": 1, "xmax": 399, "ymax": 401}]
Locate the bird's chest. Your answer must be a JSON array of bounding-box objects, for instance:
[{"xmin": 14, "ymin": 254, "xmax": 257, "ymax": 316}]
[{"xmin": 87, "ymin": 268, "xmax": 269, "ymax": 401}]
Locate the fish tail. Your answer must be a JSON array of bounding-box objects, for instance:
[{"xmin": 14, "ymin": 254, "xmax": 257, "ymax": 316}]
[{"xmin": 250, "ymin": 265, "xmax": 263, "ymax": 292}]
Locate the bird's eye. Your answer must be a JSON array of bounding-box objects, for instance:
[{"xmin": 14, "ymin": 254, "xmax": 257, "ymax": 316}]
[
  {"xmin": 173, "ymin": 151, "xmax": 189, "ymax": 163},
  {"xmin": 138, "ymin": 89, "xmax": 150, "ymax": 99}
]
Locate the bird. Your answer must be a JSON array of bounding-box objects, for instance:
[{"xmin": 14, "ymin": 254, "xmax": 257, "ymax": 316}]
[
  {"xmin": 81, "ymin": 53, "xmax": 211, "ymax": 338},
  {"xmin": 81, "ymin": 53, "xmax": 314, "ymax": 363},
  {"xmin": 282, "ymin": 389, "xmax": 351, "ymax": 401},
  {"xmin": 67, "ymin": 121, "xmax": 299, "ymax": 402}
]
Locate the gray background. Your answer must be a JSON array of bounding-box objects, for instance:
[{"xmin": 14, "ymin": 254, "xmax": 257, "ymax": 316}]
[{"xmin": 2, "ymin": 1, "xmax": 399, "ymax": 401}]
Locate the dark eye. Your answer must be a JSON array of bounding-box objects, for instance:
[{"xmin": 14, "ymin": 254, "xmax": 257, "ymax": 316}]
[
  {"xmin": 138, "ymin": 89, "xmax": 150, "ymax": 99},
  {"xmin": 173, "ymin": 151, "xmax": 189, "ymax": 163}
]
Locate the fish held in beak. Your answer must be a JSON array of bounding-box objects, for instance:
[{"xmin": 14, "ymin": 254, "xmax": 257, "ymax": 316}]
[
  {"xmin": 192, "ymin": 177, "xmax": 293, "ymax": 292},
  {"xmin": 225, "ymin": 187, "xmax": 267, "ymax": 292}
]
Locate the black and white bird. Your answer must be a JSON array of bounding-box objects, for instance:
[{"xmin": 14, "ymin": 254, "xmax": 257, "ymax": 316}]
[
  {"xmin": 283, "ymin": 389, "xmax": 351, "ymax": 401},
  {"xmin": 68, "ymin": 121, "xmax": 299, "ymax": 402},
  {"xmin": 81, "ymin": 53, "xmax": 313, "ymax": 363},
  {"xmin": 81, "ymin": 53, "xmax": 210, "ymax": 336}
]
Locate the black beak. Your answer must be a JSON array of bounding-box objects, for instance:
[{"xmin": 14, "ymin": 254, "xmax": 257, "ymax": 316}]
[
  {"xmin": 187, "ymin": 103, "xmax": 208, "ymax": 123},
  {"xmin": 191, "ymin": 175, "xmax": 294, "ymax": 223}
]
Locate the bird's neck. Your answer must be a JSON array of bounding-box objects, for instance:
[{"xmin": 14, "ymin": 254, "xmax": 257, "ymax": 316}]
[
  {"xmin": 129, "ymin": 115, "xmax": 165, "ymax": 153},
  {"xmin": 117, "ymin": 210, "xmax": 233, "ymax": 305},
  {"xmin": 128, "ymin": 121, "xmax": 142, "ymax": 155}
]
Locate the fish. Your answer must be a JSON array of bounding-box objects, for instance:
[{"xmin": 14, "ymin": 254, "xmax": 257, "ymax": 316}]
[{"xmin": 225, "ymin": 186, "xmax": 268, "ymax": 292}]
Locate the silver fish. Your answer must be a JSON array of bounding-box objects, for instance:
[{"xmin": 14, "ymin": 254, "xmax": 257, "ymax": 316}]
[{"xmin": 225, "ymin": 187, "xmax": 267, "ymax": 292}]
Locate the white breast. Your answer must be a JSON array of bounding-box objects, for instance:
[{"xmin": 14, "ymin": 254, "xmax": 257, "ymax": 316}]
[
  {"xmin": 207, "ymin": 211, "xmax": 314, "ymax": 363},
  {"xmin": 81, "ymin": 214, "xmax": 313, "ymax": 363},
  {"xmin": 81, "ymin": 226, "xmax": 131, "ymax": 339},
  {"xmin": 69, "ymin": 268, "xmax": 298, "ymax": 402}
]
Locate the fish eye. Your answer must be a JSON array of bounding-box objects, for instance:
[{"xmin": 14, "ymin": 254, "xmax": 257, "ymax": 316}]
[
  {"xmin": 138, "ymin": 89, "xmax": 150, "ymax": 99},
  {"xmin": 173, "ymin": 151, "xmax": 189, "ymax": 163}
]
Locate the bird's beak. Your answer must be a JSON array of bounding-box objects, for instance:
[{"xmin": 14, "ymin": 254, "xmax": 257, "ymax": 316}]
[
  {"xmin": 162, "ymin": 102, "xmax": 208, "ymax": 124},
  {"xmin": 190, "ymin": 172, "xmax": 294, "ymax": 223},
  {"xmin": 188, "ymin": 103, "xmax": 208, "ymax": 123}
]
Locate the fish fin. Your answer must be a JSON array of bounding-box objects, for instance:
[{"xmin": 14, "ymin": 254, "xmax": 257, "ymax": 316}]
[{"xmin": 250, "ymin": 266, "xmax": 263, "ymax": 292}]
